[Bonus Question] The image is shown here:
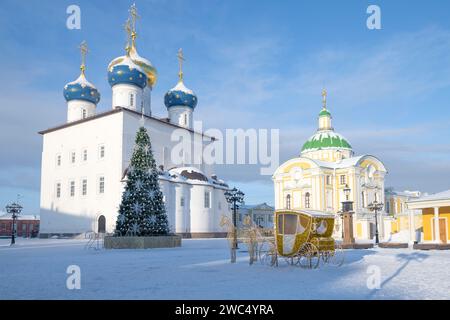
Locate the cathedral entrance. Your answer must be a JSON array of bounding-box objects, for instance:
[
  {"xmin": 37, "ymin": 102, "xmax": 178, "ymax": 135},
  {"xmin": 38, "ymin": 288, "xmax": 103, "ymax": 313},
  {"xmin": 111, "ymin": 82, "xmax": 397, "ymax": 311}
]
[{"xmin": 98, "ymin": 215, "xmax": 106, "ymax": 234}]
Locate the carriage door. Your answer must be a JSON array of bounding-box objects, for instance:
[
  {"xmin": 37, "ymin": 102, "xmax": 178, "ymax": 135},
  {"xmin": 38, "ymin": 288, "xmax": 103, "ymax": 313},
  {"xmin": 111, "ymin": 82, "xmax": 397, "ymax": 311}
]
[{"xmin": 98, "ymin": 215, "xmax": 106, "ymax": 234}]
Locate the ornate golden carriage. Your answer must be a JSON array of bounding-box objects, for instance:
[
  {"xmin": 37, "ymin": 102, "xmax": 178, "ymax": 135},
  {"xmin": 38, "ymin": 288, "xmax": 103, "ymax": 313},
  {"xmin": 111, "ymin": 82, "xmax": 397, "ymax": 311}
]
[{"xmin": 261, "ymin": 209, "xmax": 344, "ymax": 268}]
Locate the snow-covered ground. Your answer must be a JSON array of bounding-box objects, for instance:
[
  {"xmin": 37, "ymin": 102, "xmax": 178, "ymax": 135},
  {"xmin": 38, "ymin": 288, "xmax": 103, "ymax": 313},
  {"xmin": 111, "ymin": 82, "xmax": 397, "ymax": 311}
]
[{"xmin": 0, "ymin": 238, "xmax": 449, "ymax": 300}]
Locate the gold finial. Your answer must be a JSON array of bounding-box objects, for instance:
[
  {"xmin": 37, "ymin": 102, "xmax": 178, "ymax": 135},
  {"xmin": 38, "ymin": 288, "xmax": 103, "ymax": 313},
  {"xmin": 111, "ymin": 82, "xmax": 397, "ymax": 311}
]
[
  {"xmin": 124, "ymin": 18, "xmax": 132, "ymax": 54},
  {"xmin": 321, "ymin": 88, "xmax": 327, "ymax": 110},
  {"xmin": 177, "ymin": 48, "xmax": 185, "ymax": 82},
  {"xmin": 79, "ymin": 41, "xmax": 88, "ymax": 75},
  {"xmin": 129, "ymin": 3, "xmax": 139, "ymax": 48}
]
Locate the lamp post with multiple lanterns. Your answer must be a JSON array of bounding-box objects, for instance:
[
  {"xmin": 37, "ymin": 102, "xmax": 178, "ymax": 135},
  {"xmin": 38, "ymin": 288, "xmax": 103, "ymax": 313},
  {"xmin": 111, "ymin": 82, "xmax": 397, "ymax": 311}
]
[
  {"xmin": 368, "ymin": 198, "xmax": 384, "ymax": 245},
  {"xmin": 5, "ymin": 201, "xmax": 23, "ymax": 245},
  {"xmin": 224, "ymin": 187, "xmax": 245, "ymax": 251}
]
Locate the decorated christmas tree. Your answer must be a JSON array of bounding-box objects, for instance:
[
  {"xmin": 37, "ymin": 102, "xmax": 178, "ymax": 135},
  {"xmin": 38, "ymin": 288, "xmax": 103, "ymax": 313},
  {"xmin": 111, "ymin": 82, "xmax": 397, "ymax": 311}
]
[{"xmin": 115, "ymin": 126, "xmax": 169, "ymax": 236}]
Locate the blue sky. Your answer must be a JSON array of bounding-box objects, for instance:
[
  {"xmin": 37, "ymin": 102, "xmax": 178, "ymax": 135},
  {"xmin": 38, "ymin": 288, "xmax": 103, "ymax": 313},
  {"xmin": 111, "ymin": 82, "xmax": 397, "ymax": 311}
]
[{"xmin": 1, "ymin": 0, "xmax": 450, "ymax": 213}]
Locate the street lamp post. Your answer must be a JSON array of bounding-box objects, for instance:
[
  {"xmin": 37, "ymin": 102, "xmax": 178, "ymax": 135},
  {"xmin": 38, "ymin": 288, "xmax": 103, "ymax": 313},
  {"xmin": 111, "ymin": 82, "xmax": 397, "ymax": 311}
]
[
  {"xmin": 339, "ymin": 184, "xmax": 355, "ymax": 246},
  {"xmin": 368, "ymin": 199, "xmax": 384, "ymax": 245},
  {"xmin": 224, "ymin": 187, "xmax": 245, "ymax": 252},
  {"xmin": 6, "ymin": 202, "xmax": 23, "ymax": 245}
]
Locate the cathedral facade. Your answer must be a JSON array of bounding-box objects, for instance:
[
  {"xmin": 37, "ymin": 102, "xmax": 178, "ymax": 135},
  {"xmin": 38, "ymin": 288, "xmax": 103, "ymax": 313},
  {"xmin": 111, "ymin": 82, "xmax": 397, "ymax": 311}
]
[
  {"xmin": 273, "ymin": 91, "xmax": 387, "ymax": 240},
  {"xmin": 39, "ymin": 6, "xmax": 230, "ymax": 238}
]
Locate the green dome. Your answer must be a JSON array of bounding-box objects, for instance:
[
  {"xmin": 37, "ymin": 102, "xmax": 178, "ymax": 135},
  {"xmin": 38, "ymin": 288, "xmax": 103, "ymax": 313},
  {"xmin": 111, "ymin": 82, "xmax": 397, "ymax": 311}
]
[
  {"xmin": 319, "ymin": 109, "xmax": 331, "ymax": 117},
  {"xmin": 301, "ymin": 130, "xmax": 352, "ymax": 153}
]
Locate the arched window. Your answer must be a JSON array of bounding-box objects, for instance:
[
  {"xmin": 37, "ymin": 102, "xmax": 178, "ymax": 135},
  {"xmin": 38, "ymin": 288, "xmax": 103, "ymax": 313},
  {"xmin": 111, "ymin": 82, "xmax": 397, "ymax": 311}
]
[
  {"xmin": 286, "ymin": 194, "xmax": 291, "ymax": 209},
  {"xmin": 129, "ymin": 93, "xmax": 135, "ymax": 107},
  {"xmin": 305, "ymin": 192, "xmax": 311, "ymax": 209},
  {"xmin": 98, "ymin": 215, "xmax": 106, "ymax": 233}
]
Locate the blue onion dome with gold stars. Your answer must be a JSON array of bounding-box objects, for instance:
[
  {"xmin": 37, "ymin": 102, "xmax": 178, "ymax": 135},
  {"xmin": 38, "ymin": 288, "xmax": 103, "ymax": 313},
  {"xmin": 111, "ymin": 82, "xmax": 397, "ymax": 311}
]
[
  {"xmin": 164, "ymin": 48, "xmax": 197, "ymax": 109},
  {"xmin": 164, "ymin": 80, "xmax": 198, "ymax": 109},
  {"xmin": 63, "ymin": 72, "xmax": 100, "ymax": 104},
  {"xmin": 107, "ymin": 53, "xmax": 147, "ymax": 89}
]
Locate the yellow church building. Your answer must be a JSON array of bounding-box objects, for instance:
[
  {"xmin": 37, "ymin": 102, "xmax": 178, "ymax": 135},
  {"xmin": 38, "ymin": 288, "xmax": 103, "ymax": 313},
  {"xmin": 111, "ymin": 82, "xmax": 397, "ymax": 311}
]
[{"xmin": 273, "ymin": 90, "xmax": 387, "ymax": 240}]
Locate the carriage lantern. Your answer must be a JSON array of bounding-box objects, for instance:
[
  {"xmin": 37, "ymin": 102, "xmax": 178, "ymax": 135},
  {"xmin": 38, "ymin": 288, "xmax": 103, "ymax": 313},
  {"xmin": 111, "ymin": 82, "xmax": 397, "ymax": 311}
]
[
  {"xmin": 6, "ymin": 201, "xmax": 23, "ymax": 245},
  {"xmin": 225, "ymin": 187, "xmax": 245, "ymax": 250}
]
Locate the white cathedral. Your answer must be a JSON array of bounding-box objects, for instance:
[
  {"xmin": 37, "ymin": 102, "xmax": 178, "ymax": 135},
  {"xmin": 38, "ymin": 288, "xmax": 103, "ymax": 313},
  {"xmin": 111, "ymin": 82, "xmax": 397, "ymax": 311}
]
[{"xmin": 39, "ymin": 7, "xmax": 230, "ymax": 238}]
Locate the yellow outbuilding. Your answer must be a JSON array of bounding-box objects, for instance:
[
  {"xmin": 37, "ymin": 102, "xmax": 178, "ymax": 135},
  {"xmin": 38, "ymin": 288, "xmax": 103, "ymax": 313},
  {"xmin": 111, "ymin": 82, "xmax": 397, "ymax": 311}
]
[{"xmin": 407, "ymin": 190, "xmax": 450, "ymax": 244}]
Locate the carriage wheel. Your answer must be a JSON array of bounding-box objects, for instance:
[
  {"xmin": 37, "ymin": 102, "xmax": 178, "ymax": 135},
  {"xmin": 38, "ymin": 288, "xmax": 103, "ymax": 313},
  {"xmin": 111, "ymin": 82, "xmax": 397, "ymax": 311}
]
[
  {"xmin": 330, "ymin": 243, "xmax": 345, "ymax": 267},
  {"xmin": 297, "ymin": 242, "xmax": 320, "ymax": 269}
]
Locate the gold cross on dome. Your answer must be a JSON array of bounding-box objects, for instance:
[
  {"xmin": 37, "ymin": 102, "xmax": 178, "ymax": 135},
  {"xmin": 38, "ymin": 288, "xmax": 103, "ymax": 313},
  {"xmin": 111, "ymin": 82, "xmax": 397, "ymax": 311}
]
[
  {"xmin": 177, "ymin": 48, "xmax": 185, "ymax": 81},
  {"xmin": 79, "ymin": 41, "xmax": 88, "ymax": 74},
  {"xmin": 124, "ymin": 18, "xmax": 132, "ymax": 40},
  {"xmin": 124, "ymin": 18, "xmax": 132, "ymax": 51},
  {"xmin": 321, "ymin": 88, "xmax": 327, "ymax": 109},
  {"xmin": 129, "ymin": 3, "xmax": 139, "ymax": 33}
]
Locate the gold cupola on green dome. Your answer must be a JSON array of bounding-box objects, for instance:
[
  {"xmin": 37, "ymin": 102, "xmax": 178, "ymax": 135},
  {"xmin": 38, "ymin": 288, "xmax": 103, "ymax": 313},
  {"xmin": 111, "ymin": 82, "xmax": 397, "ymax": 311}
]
[
  {"xmin": 108, "ymin": 4, "xmax": 157, "ymax": 88},
  {"xmin": 301, "ymin": 89, "xmax": 353, "ymax": 159}
]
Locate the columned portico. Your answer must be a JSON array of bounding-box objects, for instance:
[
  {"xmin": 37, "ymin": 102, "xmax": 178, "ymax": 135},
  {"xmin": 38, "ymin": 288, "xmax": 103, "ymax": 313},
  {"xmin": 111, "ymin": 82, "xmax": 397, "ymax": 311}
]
[
  {"xmin": 433, "ymin": 207, "xmax": 441, "ymax": 243},
  {"xmin": 407, "ymin": 190, "xmax": 450, "ymax": 247}
]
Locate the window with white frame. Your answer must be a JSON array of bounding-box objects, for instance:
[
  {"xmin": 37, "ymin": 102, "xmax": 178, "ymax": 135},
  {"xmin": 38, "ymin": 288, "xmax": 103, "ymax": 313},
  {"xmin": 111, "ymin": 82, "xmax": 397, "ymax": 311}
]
[
  {"xmin": 83, "ymin": 149, "xmax": 88, "ymax": 162},
  {"xmin": 180, "ymin": 196, "xmax": 185, "ymax": 207},
  {"xmin": 82, "ymin": 179, "xmax": 87, "ymax": 196},
  {"xmin": 71, "ymin": 152, "xmax": 76, "ymax": 164},
  {"xmin": 362, "ymin": 191, "xmax": 366, "ymax": 208},
  {"xmin": 82, "ymin": 109, "xmax": 87, "ymax": 119},
  {"xmin": 305, "ymin": 192, "xmax": 311, "ymax": 208},
  {"xmin": 99, "ymin": 176, "xmax": 105, "ymax": 194},
  {"xmin": 130, "ymin": 93, "xmax": 135, "ymax": 107},
  {"xmin": 99, "ymin": 145, "xmax": 105, "ymax": 159},
  {"xmin": 56, "ymin": 154, "xmax": 61, "ymax": 167},
  {"xmin": 204, "ymin": 191, "xmax": 211, "ymax": 208},
  {"xmin": 218, "ymin": 201, "xmax": 222, "ymax": 210},
  {"xmin": 326, "ymin": 175, "xmax": 331, "ymax": 185},
  {"xmin": 56, "ymin": 182, "xmax": 61, "ymax": 198},
  {"xmin": 340, "ymin": 175, "xmax": 346, "ymax": 185},
  {"xmin": 286, "ymin": 194, "xmax": 291, "ymax": 209},
  {"xmin": 70, "ymin": 181, "xmax": 75, "ymax": 197}
]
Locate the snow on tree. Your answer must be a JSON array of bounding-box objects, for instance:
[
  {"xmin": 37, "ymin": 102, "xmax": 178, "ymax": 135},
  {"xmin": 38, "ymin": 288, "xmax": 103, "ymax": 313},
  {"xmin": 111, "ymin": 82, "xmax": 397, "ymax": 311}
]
[{"xmin": 115, "ymin": 126, "xmax": 169, "ymax": 236}]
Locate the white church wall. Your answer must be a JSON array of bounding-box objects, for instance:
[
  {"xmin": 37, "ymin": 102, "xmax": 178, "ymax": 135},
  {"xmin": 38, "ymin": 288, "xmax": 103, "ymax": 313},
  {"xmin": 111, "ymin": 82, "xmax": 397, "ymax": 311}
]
[{"xmin": 40, "ymin": 112, "xmax": 125, "ymax": 235}]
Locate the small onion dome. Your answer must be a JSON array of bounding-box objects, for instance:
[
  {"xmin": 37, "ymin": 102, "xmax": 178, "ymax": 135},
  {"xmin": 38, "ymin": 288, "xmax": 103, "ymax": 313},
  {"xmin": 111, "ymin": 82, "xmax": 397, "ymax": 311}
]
[
  {"xmin": 107, "ymin": 55, "xmax": 147, "ymax": 89},
  {"xmin": 319, "ymin": 108, "xmax": 331, "ymax": 117},
  {"xmin": 301, "ymin": 130, "xmax": 352, "ymax": 153},
  {"xmin": 164, "ymin": 81, "xmax": 198, "ymax": 109},
  {"xmin": 129, "ymin": 46, "xmax": 158, "ymax": 87},
  {"xmin": 63, "ymin": 73, "xmax": 100, "ymax": 104}
]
